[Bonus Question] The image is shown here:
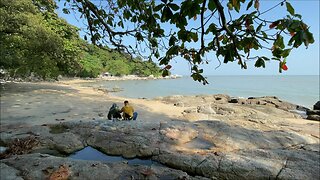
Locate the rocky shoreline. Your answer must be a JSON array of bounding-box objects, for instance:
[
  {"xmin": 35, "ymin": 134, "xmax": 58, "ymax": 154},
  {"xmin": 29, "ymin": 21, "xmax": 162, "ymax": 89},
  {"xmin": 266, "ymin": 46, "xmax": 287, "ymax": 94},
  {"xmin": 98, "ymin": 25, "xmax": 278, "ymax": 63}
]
[
  {"xmin": 0, "ymin": 74, "xmax": 182, "ymax": 84},
  {"xmin": 1, "ymin": 81, "xmax": 319, "ymax": 179}
]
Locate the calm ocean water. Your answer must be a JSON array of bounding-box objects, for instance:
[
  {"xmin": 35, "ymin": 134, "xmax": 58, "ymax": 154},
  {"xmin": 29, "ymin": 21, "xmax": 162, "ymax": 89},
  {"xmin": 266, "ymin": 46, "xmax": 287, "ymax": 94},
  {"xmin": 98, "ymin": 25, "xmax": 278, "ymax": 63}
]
[{"xmin": 84, "ymin": 75, "xmax": 319, "ymax": 108}]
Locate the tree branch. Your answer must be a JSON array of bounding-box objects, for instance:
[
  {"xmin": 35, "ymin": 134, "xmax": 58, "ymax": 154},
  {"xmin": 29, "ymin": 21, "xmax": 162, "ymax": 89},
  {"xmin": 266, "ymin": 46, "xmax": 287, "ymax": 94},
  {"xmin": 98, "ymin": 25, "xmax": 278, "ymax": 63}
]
[
  {"xmin": 199, "ymin": 0, "xmax": 207, "ymax": 54},
  {"xmin": 213, "ymin": 0, "xmax": 246, "ymax": 69},
  {"xmin": 82, "ymin": 0, "xmax": 136, "ymax": 55}
]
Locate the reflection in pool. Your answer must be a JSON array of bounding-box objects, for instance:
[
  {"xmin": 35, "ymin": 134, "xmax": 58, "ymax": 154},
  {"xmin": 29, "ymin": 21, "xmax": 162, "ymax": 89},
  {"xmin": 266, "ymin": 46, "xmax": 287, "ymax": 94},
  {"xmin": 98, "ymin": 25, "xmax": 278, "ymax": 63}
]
[{"xmin": 69, "ymin": 146, "xmax": 163, "ymax": 166}]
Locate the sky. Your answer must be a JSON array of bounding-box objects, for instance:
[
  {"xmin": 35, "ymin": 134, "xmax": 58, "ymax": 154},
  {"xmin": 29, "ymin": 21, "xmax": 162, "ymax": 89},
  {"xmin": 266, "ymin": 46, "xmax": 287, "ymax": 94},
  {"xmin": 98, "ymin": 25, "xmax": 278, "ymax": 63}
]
[{"xmin": 56, "ymin": 0, "xmax": 319, "ymax": 76}]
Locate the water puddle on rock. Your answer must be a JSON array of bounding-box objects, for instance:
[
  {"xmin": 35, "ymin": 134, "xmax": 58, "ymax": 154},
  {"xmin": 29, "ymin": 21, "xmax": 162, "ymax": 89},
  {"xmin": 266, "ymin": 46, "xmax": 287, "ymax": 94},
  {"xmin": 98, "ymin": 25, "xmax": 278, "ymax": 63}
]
[{"xmin": 69, "ymin": 146, "xmax": 163, "ymax": 166}]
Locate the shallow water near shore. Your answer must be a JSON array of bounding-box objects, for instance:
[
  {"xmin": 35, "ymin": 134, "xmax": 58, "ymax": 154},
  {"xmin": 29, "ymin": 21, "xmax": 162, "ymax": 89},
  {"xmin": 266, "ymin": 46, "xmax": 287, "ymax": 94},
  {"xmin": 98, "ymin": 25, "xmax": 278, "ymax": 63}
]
[
  {"xmin": 69, "ymin": 146, "xmax": 163, "ymax": 166},
  {"xmin": 81, "ymin": 75, "xmax": 319, "ymax": 108}
]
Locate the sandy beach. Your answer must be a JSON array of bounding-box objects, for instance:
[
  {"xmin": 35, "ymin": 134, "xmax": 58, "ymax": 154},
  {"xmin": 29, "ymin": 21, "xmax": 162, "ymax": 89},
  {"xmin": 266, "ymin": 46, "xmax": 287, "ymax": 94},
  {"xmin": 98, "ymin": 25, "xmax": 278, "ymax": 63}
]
[
  {"xmin": 1, "ymin": 79, "xmax": 319, "ymax": 179},
  {"xmin": 2, "ymin": 79, "xmax": 318, "ymax": 133}
]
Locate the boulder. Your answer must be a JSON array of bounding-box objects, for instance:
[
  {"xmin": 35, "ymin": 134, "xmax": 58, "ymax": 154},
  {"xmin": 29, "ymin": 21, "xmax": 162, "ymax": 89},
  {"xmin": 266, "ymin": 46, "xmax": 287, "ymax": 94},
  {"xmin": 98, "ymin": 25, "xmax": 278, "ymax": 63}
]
[
  {"xmin": 307, "ymin": 115, "xmax": 320, "ymax": 121},
  {"xmin": 314, "ymin": 101, "xmax": 320, "ymax": 110},
  {"xmin": 197, "ymin": 105, "xmax": 216, "ymax": 114},
  {"xmin": 306, "ymin": 109, "xmax": 320, "ymax": 115},
  {"xmin": 229, "ymin": 98, "xmax": 239, "ymax": 103}
]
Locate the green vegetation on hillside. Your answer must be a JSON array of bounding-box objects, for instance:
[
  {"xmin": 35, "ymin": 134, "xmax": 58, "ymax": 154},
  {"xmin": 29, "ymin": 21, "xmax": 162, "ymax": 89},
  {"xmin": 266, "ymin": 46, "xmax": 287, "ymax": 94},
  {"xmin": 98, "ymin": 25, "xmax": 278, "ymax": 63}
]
[{"xmin": 0, "ymin": 0, "xmax": 161, "ymax": 80}]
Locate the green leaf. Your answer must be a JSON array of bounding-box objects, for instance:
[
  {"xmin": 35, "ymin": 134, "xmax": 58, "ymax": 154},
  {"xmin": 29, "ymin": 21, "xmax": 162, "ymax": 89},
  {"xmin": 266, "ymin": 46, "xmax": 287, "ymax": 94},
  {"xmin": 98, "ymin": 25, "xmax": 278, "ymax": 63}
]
[
  {"xmin": 293, "ymin": 31, "xmax": 303, "ymax": 47},
  {"xmin": 294, "ymin": 14, "xmax": 302, "ymax": 19},
  {"xmin": 233, "ymin": 0, "xmax": 240, "ymax": 12},
  {"xmin": 205, "ymin": 24, "xmax": 217, "ymax": 34},
  {"xmin": 274, "ymin": 34, "xmax": 285, "ymax": 49},
  {"xmin": 123, "ymin": 9, "xmax": 132, "ymax": 19},
  {"xmin": 286, "ymin": 2, "xmax": 295, "ymax": 16},
  {"xmin": 62, "ymin": 8, "xmax": 70, "ymax": 14},
  {"xmin": 255, "ymin": 58, "xmax": 265, "ymax": 68},
  {"xmin": 149, "ymin": 38, "xmax": 158, "ymax": 47},
  {"xmin": 281, "ymin": 49, "xmax": 291, "ymax": 58},
  {"xmin": 190, "ymin": 32, "xmax": 198, "ymax": 42},
  {"xmin": 169, "ymin": 35, "xmax": 177, "ymax": 46},
  {"xmin": 162, "ymin": 69, "xmax": 169, "ymax": 77},
  {"xmin": 168, "ymin": 3, "xmax": 179, "ymax": 11},
  {"xmin": 161, "ymin": 7, "xmax": 173, "ymax": 22},
  {"xmin": 155, "ymin": 50, "xmax": 160, "ymax": 58},
  {"xmin": 135, "ymin": 32, "xmax": 143, "ymax": 41},
  {"xmin": 154, "ymin": 4, "xmax": 164, "ymax": 12},
  {"xmin": 305, "ymin": 31, "xmax": 315, "ymax": 44},
  {"xmin": 227, "ymin": 2, "xmax": 233, "ymax": 10},
  {"xmin": 117, "ymin": 21, "xmax": 124, "ymax": 28},
  {"xmin": 208, "ymin": 0, "xmax": 216, "ymax": 11},
  {"xmin": 167, "ymin": 45, "xmax": 179, "ymax": 56},
  {"xmin": 261, "ymin": 31, "xmax": 268, "ymax": 38},
  {"xmin": 272, "ymin": 47, "xmax": 283, "ymax": 58},
  {"xmin": 159, "ymin": 57, "xmax": 170, "ymax": 65},
  {"xmin": 256, "ymin": 23, "xmax": 263, "ymax": 32},
  {"xmin": 246, "ymin": 0, "xmax": 253, "ymax": 10},
  {"xmin": 261, "ymin": 56, "xmax": 270, "ymax": 61}
]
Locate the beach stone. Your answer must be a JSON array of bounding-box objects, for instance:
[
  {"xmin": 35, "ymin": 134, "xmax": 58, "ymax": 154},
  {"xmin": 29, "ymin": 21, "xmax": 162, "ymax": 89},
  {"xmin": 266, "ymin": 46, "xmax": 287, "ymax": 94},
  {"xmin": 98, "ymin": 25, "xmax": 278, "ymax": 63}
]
[
  {"xmin": 211, "ymin": 94, "xmax": 231, "ymax": 104},
  {"xmin": 0, "ymin": 163, "xmax": 23, "ymax": 180},
  {"xmin": 314, "ymin": 101, "xmax": 320, "ymax": 110},
  {"xmin": 229, "ymin": 98, "xmax": 247, "ymax": 105},
  {"xmin": 307, "ymin": 115, "xmax": 320, "ymax": 121},
  {"xmin": 228, "ymin": 96, "xmax": 299, "ymax": 111},
  {"xmin": 174, "ymin": 102, "xmax": 185, "ymax": 107},
  {"xmin": 57, "ymin": 75, "xmax": 63, "ymax": 80},
  {"xmin": 197, "ymin": 105, "xmax": 216, "ymax": 114},
  {"xmin": 229, "ymin": 98, "xmax": 239, "ymax": 103},
  {"xmin": 211, "ymin": 104, "xmax": 237, "ymax": 115},
  {"xmin": 183, "ymin": 108, "xmax": 197, "ymax": 113},
  {"xmin": 306, "ymin": 109, "xmax": 320, "ymax": 115}
]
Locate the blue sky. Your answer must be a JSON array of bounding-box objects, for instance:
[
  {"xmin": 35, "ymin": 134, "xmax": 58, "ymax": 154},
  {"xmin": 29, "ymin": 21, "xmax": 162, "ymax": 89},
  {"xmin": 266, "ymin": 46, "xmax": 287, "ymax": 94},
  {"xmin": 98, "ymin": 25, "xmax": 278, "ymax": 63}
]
[{"xmin": 56, "ymin": 0, "xmax": 319, "ymax": 76}]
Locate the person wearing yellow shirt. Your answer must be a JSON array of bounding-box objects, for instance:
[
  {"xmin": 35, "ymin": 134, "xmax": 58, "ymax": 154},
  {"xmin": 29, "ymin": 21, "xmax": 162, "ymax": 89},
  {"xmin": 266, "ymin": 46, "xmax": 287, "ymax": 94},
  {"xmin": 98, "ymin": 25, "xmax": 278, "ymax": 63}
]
[{"xmin": 121, "ymin": 100, "xmax": 138, "ymax": 120}]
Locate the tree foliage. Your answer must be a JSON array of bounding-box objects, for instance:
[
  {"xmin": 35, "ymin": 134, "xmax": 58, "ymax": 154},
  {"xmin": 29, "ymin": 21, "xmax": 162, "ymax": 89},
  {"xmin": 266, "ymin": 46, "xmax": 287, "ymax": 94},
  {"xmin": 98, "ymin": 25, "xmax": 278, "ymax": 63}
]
[
  {"xmin": 0, "ymin": 0, "xmax": 161, "ymax": 79},
  {"xmin": 0, "ymin": 0, "xmax": 81, "ymax": 78},
  {"xmin": 61, "ymin": 0, "xmax": 314, "ymax": 84}
]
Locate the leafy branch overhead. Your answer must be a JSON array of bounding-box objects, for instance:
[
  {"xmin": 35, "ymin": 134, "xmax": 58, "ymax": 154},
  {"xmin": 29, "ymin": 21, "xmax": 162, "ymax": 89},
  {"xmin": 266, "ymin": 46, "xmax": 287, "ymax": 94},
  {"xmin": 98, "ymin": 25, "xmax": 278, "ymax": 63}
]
[{"xmin": 61, "ymin": 0, "xmax": 314, "ymax": 84}]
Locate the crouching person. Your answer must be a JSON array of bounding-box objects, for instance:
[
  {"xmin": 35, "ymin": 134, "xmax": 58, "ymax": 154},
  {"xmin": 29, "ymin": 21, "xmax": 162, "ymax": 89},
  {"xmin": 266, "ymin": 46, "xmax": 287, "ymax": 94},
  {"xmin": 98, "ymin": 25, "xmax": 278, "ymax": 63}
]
[
  {"xmin": 107, "ymin": 103, "xmax": 122, "ymax": 120},
  {"xmin": 121, "ymin": 100, "xmax": 138, "ymax": 120}
]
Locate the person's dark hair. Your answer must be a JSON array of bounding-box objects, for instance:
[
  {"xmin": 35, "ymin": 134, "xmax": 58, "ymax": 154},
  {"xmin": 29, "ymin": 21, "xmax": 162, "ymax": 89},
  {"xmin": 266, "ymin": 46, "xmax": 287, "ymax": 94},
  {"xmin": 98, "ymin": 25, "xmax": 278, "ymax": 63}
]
[{"xmin": 124, "ymin": 100, "xmax": 129, "ymax": 104}]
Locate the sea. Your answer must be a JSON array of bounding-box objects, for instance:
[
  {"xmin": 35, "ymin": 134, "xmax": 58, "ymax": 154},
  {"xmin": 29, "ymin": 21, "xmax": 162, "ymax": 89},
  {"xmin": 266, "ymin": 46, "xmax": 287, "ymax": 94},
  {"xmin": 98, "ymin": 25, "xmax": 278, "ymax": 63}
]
[{"xmin": 82, "ymin": 75, "xmax": 319, "ymax": 109}]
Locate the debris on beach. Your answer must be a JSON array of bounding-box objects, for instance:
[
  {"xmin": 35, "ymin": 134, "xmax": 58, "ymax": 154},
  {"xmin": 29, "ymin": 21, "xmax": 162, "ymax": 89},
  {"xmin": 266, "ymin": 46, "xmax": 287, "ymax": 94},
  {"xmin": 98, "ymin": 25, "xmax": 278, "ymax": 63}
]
[{"xmin": 0, "ymin": 136, "xmax": 39, "ymax": 159}]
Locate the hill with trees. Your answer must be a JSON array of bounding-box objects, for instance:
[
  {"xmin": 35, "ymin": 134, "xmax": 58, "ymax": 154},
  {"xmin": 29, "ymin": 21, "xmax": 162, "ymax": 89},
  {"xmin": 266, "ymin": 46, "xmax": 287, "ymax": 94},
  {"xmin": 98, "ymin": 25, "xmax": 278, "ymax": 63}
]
[{"xmin": 0, "ymin": 0, "xmax": 161, "ymax": 80}]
